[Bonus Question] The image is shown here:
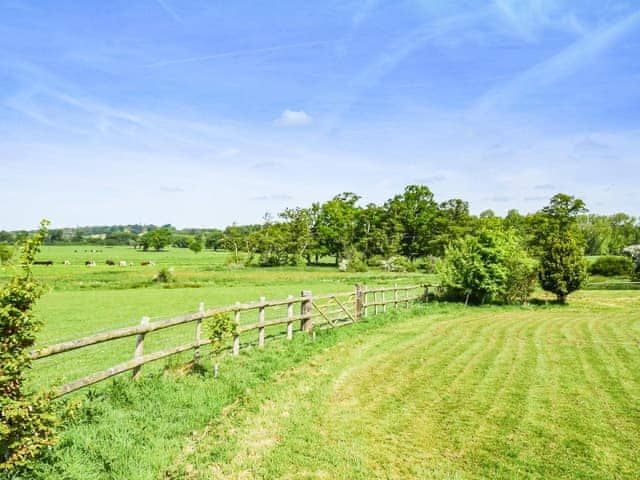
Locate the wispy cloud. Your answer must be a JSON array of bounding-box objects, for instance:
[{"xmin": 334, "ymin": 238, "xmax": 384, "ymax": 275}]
[
  {"xmin": 154, "ymin": 0, "xmax": 184, "ymax": 25},
  {"xmin": 147, "ymin": 41, "xmax": 329, "ymax": 68},
  {"xmin": 493, "ymin": 0, "xmax": 586, "ymax": 41},
  {"xmin": 274, "ymin": 109, "xmax": 313, "ymax": 127},
  {"xmin": 323, "ymin": 10, "xmax": 489, "ymax": 131},
  {"xmin": 473, "ymin": 10, "xmax": 640, "ymax": 113}
]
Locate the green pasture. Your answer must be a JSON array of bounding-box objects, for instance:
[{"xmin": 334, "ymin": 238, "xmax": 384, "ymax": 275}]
[
  {"xmin": 28, "ymin": 290, "xmax": 640, "ymax": 479},
  {"xmin": 11, "ymin": 246, "xmax": 430, "ymax": 390}
]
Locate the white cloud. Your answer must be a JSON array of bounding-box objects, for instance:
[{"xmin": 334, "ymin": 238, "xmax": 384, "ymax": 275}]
[{"xmin": 274, "ymin": 109, "xmax": 313, "ymax": 127}]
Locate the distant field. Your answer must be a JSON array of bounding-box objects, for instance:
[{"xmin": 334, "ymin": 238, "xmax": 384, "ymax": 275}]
[{"xmin": 30, "ymin": 290, "xmax": 640, "ymax": 479}]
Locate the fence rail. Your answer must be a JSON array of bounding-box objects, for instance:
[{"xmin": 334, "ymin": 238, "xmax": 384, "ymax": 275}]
[{"xmin": 31, "ymin": 283, "xmax": 431, "ymax": 398}]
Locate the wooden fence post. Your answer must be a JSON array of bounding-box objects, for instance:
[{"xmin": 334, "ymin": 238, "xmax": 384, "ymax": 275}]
[
  {"xmin": 133, "ymin": 316, "xmax": 149, "ymax": 380},
  {"xmin": 394, "ymin": 284, "xmax": 399, "ymax": 308},
  {"xmin": 258, "ymin": 296, "xmax": 266, "ymax": 348},
  {"xmin": 300, "ymin": 290, "xmax": 313, "ymax": 333},
  {"xmin": 424, "ymin": 284, "xmax": 429, "ymax": 303},
  {"xmin": 405, "ymin": 288, "xmax": 410, "ymax": 308},
  {"xmin": 233, "ymin": 302, "xmax": 240, "ymax": 356},
  {"xmin": 287, "ymin": 295, "xmax": 294, "ymax": 340},
  {"xmin": 374, "ymin": 291, "xmax": 379, "ymax": 315},
  {"xmin": 354, "ymin": 284, "xmax": 364, "ymax": 321},
  {"xmin": 194, "ymin": 302, "xmax": 204, "ymax": 363},
  {"xmin": 363, "ymin": 287, "xmax": 368, "ymax": 317},
  {"xmin": 382, "ymin": 290, "xmax": 386, "ymax": 312}
]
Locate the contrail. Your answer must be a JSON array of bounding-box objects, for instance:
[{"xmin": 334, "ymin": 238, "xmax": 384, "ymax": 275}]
[
  {"xmin": 146, "ymin": 40, "xmax": 329, "ymax": 68},
  {"xmin": 155, "ymin": 0, "xmax": 183, "ymax": 24}
]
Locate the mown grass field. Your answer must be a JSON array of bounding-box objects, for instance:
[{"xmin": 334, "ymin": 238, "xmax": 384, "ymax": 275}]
[{"xmin": 25, "ymin": 288, "xmax": 640, "ymax": 479}]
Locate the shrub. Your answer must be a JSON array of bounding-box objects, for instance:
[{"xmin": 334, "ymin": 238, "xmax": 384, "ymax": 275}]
[
  {"xmin": 1, "ymin": 220, "xmax": 57, "ymax": 473},
  {"xmin": 0, "ymin": 244, "xmax": 13, "ymax": 265},
  {"xmin": 206, "ymin": 312, "xmax": 236, "ymax": 377},
  {"xmin": 437, "ymin": 228, "xmax": 536, "ymax": 305},
  {"xmin": 153, "ymin": 267, "xmax": 174, "ymax": 283},
  {"xmin": 588, "ymin": 256, "xmax": 634, "ymax": 277},
  {"xmin": 418, "ymin": 255, "xmax": 439, "ymax": 273},
  {"xmin": 379, "ymin": 256, "xmax": 415, "ymax": 272}
]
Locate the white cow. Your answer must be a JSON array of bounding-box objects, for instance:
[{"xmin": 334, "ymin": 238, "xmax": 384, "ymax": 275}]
[{"xmin": 119, "ymin": 260, "xmax": 127, "ymax": 267}]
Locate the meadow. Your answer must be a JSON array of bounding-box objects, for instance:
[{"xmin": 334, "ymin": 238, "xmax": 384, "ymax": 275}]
[
  {"xmin": 2, "ymin": 246, "xmax": 430, "ymax": 390},
  {"xmin": 4, "ymin": 246, "xmax": 639, "ymax": 478}
]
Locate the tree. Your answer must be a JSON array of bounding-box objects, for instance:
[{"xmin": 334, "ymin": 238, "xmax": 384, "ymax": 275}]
[
  {"xmin": 1, "ymin": 220, "xmax": 57, "ymax": 472},
  {"xmin": 188, "ymin": 237, "xmax": 203, "ymax": 254},
  {"xmin": 531, "ymin": 194, "xmax": 588, "ymax": 303},
  {"xmin": 384, "ymin": 185, "xmax": 438, "ymax": 260},
  {"xmin": 437, "ymin": 227, "xmax": 536, "ymax": 305},
  {"xmin": 138, "ymin": 227, "xmax": 173, "ymax": 251},
  {"xmin": 316, "ymin": 193, "xmax": 360, "ymax": 264},
  {"xmin": 430, "ymin": 198, "xmax": 474, "ymax": 256}
]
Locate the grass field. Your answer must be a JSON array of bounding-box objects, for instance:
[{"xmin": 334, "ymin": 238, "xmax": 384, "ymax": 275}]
[
  {"xmin": 26, "ymin": 289, "xmax": 640, "ymax": 479},
  {"xmin": 3, "ymin": 246, "xmax": 430, "ymax": 390}
]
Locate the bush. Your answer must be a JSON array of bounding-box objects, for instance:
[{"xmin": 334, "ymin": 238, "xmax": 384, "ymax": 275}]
[
  {"xmin": 437, "ymin": 228, "xmax": 536, "ymax": 305},
  {"xmin": 153, "ymin": 267, "xmax": 174, "ymax": 283},
  {"xmin": 1, "ymin": 221, "xmax": 57, "ymax": 473},
  {"xmin": 379, "ymin": 256, "xmax": 415, "ymax": 272},
  {"xmin": 588, "ymin": 256, "xmax": 634, "ymax": 277},
  {"xmin": 0, "ymin": 244, "xmax": 13, "ymax": 265},
  {"xmin": 417, "ymin": 255, "xmax": 439, "ymax": 273}
]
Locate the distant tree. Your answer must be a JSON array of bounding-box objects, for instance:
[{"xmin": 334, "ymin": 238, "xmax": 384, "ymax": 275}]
[
  {"xmin": 532, "ymin": 194, "xmax": 588, "ymax": 303},
  {"xmin": 384, "ymin": 185, "xmax": 438, "ymax": 260},
  {"xmin": 355, "ymin": 203, "xmax": 393, "ymax": 260},
  {"xmin": 205, "ymin": 230, "xmax": 224, "ymax": 250},
  {"xmin": 316, "ymin": 193, "xmax": 361, "ymax": 264},
  {"xmin": 222, "ymin": 224, "xmax": 244, "ymax": 264},
  {"xmin": 430, "ymin": 198, "xmax": 474, "ymax": 256},
  {"xmin": 138, "ymin": 227, "xmax": 173, "ymax": 251},
  {"xmin": 188, "ymin": 237, "xmax": 203, "ymax": 254}
]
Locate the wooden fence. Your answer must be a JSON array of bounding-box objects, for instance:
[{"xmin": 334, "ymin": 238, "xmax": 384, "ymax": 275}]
[{"xmin": 30, "ymin": 284, "xmax": 431, "ymax": 398}]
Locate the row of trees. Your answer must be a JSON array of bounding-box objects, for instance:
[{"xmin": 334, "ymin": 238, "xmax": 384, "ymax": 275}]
[
  {"xmin": 216, "ymin": 186, "xmax": 639, "ymax": 271},
  {"xmin": 2, "ymin": 186, "xmax": 636, "ymax": 263}
]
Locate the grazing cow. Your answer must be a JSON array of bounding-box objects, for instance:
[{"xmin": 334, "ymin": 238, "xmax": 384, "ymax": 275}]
[
  {"xmin": 106, "ymin": 259, "xmax": 115, "ymax": 266},
  {"xmin": 33, "ymin": 260, "xmax": 53, "ymax": 266},
  {"xmin": 149, "ymin": 261, "xmax": 156, "ymax": 267},
  {"xmin": 63, "ymin": 260, "xmax": 71, "ymax": 265},
  {"xmin": 85, "ymin": 260, "xmax": 96, "ymax": 267},
  {"xmin": 119, "ymin": 260, "xmax": 127, "ymax": 267},
  {"xmin": 141, "ymin": 261, "xmax": 150, "ymax": 266}
]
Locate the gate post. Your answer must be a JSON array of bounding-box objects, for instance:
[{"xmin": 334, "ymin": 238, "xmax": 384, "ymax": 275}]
[{"xmin": 300, "ymin": 290, "xmax": 313, "ymax": 333}]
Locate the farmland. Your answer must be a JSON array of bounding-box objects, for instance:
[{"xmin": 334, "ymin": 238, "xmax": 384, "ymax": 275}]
[
  {"xmin": 25, "ymin": 288, "xmax": 640, "ymax": 479},
  {"xmin": 4, "ymin": 246, "xmax": 430, "ymax": 391}
]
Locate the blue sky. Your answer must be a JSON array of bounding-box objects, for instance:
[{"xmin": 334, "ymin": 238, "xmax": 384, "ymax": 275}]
[{"xmin": 1, "ymin": 0, "xmax": 639, "ymax": 230}]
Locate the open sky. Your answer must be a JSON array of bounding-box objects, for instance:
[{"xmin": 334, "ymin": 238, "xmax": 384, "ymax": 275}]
[{"xmin": 1, "ymin": 0, "xmax": 639, "ymax": 230}]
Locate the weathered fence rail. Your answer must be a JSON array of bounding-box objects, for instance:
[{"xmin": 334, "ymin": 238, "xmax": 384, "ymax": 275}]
[{"xmin": 31, "ymin": 283, "xmax": 431, "ymax": 398}]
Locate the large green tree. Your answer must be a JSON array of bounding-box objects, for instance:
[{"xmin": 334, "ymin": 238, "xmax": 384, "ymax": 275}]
[
  {"xmin": 138, "ymin": 227, "xmax": 173, "ymax": 251},
  {"xmin": 316, "ymin": 193, "xmax": 360, "ymax": 264},
  {"xmin": 531, "ymin": 194, "xmax": 588, "ymax": 303},
  {"xmin": 384, "ymin": 185, "xmax": 438, "ymax": 260}
]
